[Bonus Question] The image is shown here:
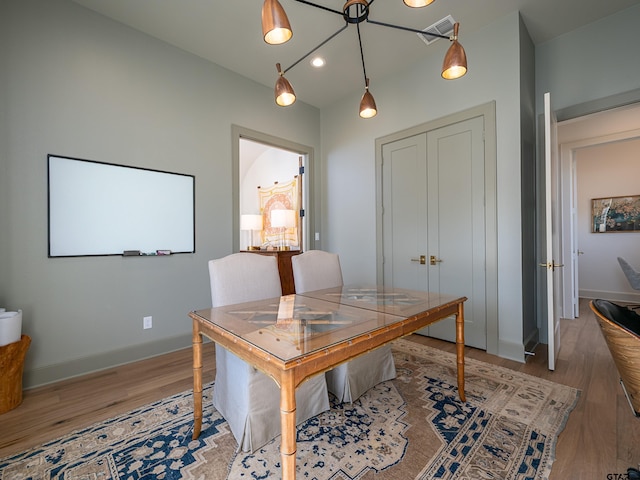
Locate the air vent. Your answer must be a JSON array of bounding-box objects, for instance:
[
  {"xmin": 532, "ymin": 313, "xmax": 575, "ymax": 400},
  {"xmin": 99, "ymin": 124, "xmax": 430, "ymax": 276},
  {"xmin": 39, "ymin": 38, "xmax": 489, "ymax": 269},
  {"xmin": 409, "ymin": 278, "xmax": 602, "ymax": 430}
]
[{"xmin": 417, "ymin": 15, "xmax": 456, "ymax": 45}]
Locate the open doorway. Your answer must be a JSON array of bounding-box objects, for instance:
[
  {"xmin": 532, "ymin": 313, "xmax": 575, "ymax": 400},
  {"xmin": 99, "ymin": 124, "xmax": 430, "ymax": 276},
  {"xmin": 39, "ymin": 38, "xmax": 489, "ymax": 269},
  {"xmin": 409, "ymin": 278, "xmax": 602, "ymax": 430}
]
[
  {"xmin": 557, "ymin": 102, "xmax": 640, "ymax": 318},
  {"xmin": 231, "ymin": 125, "xmax": 315, "ymax": 253}
]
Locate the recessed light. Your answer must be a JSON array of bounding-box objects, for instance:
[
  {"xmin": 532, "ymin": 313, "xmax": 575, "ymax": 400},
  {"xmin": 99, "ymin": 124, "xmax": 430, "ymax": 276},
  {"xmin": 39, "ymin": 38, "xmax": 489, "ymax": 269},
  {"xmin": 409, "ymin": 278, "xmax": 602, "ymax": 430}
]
[{"xmin": 310, "ymin": 57, "xmax": 325, "ymax": 68}]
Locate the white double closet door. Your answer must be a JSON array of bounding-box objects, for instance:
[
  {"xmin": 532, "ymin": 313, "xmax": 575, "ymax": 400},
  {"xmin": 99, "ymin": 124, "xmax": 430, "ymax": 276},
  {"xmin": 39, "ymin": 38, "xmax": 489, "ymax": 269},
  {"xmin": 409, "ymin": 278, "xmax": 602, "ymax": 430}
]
[{"xmin": 381, "ymin": 116, "xmax": 487, "ymax": 349}]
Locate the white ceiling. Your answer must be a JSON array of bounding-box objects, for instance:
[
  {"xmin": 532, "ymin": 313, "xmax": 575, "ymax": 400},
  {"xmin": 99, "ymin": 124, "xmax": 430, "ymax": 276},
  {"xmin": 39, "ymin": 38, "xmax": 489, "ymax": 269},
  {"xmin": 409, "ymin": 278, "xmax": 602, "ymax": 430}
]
[{"xmin": 71, "ymin": 0, "xmax": 638, "ymax": 109}]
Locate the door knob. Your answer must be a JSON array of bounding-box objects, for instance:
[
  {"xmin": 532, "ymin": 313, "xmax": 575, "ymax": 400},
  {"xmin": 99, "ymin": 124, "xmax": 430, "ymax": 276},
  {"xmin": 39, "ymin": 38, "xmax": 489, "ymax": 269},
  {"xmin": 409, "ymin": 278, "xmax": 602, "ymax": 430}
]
[
  {"xmin": 430, "ymin": 255, "xmax": 442, "ymax": 266},
  {"xmin": 411, "ymin": 255, "xmax": 426, "ymax": 265},
  {"xmin": 538, "ymin": 261, "xmax": 564, "ymax": 271}
]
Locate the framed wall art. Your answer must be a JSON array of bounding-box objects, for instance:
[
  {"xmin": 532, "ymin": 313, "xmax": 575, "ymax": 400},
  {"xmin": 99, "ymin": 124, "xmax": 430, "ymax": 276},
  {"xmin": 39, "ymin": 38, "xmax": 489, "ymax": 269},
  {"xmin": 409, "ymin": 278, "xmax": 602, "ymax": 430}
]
[
  {"xmin": 259, "ymin": 177, "xmax": 300, "ymax": 249},
  {"xmin": 591, "ymin": 195, "xmax": 640, "ymax": 233}
]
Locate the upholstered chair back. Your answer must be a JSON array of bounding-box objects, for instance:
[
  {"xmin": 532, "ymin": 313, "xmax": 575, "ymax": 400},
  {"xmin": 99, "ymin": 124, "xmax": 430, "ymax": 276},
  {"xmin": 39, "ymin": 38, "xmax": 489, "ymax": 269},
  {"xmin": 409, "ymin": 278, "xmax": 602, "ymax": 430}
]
[
  {"xmin": 208, "ymin": 252, "xmax": 330, "ymax": 452},
  {"xmin": 291, "ymin": 250, "xmax": 344, "ymax": 293}
]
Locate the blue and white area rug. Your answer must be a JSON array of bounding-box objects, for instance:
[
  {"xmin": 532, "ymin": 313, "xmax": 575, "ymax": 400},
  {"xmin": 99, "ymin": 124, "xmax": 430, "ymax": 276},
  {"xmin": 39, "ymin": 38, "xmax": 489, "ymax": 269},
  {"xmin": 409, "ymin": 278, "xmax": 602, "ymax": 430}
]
[{"xmin": 0, "ymin": 339, "xmax": 579, "ymax": 479}]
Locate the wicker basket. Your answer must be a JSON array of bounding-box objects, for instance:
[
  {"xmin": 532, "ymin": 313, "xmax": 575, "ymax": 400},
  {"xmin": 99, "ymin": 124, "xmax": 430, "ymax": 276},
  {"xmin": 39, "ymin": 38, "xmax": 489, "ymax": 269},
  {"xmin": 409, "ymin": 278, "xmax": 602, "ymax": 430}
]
[
  {"xmin": 0, "ymin": 334, "xmax": 31, "ymax": 414},
  {"xmin": 590, "ymin": 301, "xmax": 640, "ymax": 416}
]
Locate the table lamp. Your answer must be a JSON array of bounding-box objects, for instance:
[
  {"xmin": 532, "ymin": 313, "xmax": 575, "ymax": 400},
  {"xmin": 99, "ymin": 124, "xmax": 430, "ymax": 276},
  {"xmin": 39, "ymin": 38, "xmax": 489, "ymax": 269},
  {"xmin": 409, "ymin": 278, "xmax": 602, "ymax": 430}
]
[
  {"xmin": 240, "ymin": 214, "xmax": 263, "ymax": 251},
  {"xmin": 270, "ymin": 209, "xmax": 296, "ymax": 251}
]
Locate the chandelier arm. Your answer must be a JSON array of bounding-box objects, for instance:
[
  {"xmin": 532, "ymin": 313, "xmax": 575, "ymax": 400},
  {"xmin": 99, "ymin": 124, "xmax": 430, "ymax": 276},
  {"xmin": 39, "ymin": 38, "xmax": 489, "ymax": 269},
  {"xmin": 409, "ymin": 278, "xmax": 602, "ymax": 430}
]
[
  {"xmin": 366, "ymin": 18, "xmax": 451, "ymax": 40},
  {"xmin": 293, "ymin": 0, "xmax": 344, "ymax": 17},
  {"xmin": 282, "ymin": 25, "xmax": 349, "ymax": 74},
  {"xmin": 356, "ymin": 22, "xmax": 368, "ymax": 86}
]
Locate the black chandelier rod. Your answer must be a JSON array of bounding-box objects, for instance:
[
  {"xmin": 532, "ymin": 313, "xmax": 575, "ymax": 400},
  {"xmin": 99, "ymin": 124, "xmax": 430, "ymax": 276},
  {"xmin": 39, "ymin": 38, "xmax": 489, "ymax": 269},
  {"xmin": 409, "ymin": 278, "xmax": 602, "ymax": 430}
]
[
  {"xmin": 293, "ymin": 0, "xmax": 344, "ymax": 17},
  {"xmin": 292, "ymin": 0, "xmax": 379, "ymax": 19},
  {"xmin": 281, "ymin": 25, "xmax": 349, "ymax": 74},
  {"xmin": 366, "ymin": 18, "xmax": 450, "ymax": 40},
  {"xmin": 281, "ymin": 0, "xmax": 451, "ymax": 79},
  {"xmin": 289, "ymin": 1, "xmax": 451, "ymax": 41},
  {"xmin": 356, "ymin": 22, "xmax": 368, "ymax": 86}
]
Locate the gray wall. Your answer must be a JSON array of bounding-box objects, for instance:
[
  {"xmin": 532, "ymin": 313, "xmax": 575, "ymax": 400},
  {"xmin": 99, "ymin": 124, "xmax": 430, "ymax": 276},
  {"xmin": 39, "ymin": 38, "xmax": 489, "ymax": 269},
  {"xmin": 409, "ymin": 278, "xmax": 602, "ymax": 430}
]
[
  {"xmin": 320, "ymin": 4, "xmax": 640, "ymax": 358},
  {"xmin": 320, "ymin": 12, "xmax": 528, "ymax": 361},
  {"xmin": 3, "ymin": 0, "xmax": 639, "ymax": 386},
  {"xmin": 518, "ymin": 15, "xmax": 538, "ymax": 350},
  {"xmin": 535, "ymin": 4, "xmax": 640, "ymax": 114},
  {"xmin": 0, "ymin": 0, "xmax": 320, "ymax": 387},
  {"xmin": 534, "ymin": 3, "xmax": 640, "ymax": 339}
]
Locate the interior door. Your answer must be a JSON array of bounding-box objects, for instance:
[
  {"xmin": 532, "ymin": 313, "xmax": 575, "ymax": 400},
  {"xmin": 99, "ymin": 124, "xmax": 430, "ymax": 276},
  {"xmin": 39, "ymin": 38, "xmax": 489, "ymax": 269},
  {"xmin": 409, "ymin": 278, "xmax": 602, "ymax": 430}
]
[
  {"xmin": 381, "ymin": 116, "xmax": 487, "ymax": 349},
  {"xmin": 543, "ymin": 92, "xmax": 562, "ymax": 371},
  {"xmin": 424, "ymin": 117, "xmax": 486, "ymax": 348},
  {"xmin": 381, "ymin": 134, "xmax": 428, "ymax": 292},
  {"xmin": 560, "ymin": 141, "xmax": 579, "ymax": 319},
  {"xmin": 571, "ymin": 160, "xmax": 580, "ymax": 318}
]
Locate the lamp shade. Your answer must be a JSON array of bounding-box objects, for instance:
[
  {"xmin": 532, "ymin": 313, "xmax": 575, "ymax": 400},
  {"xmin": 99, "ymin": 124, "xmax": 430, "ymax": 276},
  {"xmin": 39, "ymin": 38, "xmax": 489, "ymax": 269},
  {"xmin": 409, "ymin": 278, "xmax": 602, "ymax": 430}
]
[
  {"xmin": 441, "ymin": 23, "xmax": 467, "ymax": 80},
  {"xmin": 275, "ymin": 63, "xmax": 296, "ymax": 106},
  {"xmin": 359, "ymin": 78, "xmax": 377, "ymax": 119},
  {"xmin": 403, "ymin": 0, "xmax": 435, "ymax": 7},
  {"xmin": 241, "ymin": 214, "xmax": 263, "ymax": 231},
  {"xmin": 271, "ymin": 209, "xmax": 296, "ymax": 228},
  {"xmin": 262, "ymin": 0, "xmax": 293, "ymax": 45},
  {"xmin": 275, "ymin": 76, "xmax": 296, "ymax": 106}
]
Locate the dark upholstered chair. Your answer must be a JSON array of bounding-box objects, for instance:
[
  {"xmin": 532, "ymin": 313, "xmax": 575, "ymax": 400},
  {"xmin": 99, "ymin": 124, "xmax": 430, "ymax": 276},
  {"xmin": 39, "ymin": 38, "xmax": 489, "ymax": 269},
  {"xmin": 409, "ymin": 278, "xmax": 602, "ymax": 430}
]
[{"xmin": 590, "ymin": 299, "xmax": 640, "ymax": 416}]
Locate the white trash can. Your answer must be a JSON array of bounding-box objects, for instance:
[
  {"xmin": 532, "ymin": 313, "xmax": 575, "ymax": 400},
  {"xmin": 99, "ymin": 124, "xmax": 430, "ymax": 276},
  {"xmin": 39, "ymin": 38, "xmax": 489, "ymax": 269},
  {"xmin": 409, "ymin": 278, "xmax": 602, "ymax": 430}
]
[{"xmin": 0, "ymin": 310, "xmax": 22, "ymax": 347}]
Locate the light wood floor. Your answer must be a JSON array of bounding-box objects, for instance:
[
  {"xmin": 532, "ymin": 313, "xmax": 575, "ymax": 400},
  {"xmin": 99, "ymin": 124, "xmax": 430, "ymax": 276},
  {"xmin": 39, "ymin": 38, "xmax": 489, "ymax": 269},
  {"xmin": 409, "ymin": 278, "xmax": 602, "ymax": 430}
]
[{"xmin": 1, "ymin": 298, "xmax": 638, "ymax": 478}]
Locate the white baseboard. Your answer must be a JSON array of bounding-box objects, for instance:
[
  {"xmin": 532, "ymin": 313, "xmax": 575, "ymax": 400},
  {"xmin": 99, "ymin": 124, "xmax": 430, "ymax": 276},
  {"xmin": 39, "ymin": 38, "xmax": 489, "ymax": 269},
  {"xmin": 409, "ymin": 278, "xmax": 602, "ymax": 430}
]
[{"xmin": 579, "ymin": 289, "xmax": 640, "ymax": 303}]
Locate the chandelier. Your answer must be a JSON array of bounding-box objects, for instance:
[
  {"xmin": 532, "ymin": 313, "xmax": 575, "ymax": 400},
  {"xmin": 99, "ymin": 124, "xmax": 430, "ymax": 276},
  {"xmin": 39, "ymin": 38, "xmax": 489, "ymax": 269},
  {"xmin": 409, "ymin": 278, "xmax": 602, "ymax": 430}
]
[{"xmin": 262, "ymin": 0, "xmax": 468, "ymax": 118}]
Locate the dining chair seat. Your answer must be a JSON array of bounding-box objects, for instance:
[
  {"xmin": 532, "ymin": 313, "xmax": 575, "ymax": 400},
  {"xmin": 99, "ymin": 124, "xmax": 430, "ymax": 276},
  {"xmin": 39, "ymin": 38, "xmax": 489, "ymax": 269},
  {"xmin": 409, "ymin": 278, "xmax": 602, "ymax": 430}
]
[
  {"xmin": 292, "ymin": 250, "xmax": 396, "ymax": 403},
  {"xmin": 209, "ymin": 253, "xmax": 330, "ymax": 452}
]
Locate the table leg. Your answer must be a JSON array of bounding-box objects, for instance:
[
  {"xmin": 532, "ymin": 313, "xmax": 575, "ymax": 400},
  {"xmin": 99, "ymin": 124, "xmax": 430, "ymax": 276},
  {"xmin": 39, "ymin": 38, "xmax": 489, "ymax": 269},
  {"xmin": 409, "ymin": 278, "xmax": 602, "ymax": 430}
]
[
  {"xmin": 280, "ymin": 370, "xmax": 297, "ymax": 480},
  {"xmin": 455, "ymin": 301, "xmax": 466, "ymax": 402},
  {"xmin": 192, "ymin": 321, "xmax": 203, "ymax": 440}
]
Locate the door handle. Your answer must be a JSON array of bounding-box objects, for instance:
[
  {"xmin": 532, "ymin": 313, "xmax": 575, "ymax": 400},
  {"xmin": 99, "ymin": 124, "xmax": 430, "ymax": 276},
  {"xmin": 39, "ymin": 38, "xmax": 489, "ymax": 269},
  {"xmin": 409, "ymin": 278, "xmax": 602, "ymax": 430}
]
[
  {"xmin": 538, "ymin": 261, "xmax": 564, "ymax": 271},
  {"xmin": 430, "ymin": 255, "xmax": 442, "ymax": 266},
  {"xmin": 411, "ymin": 255, "xmax": 426, "ymax": 265}
]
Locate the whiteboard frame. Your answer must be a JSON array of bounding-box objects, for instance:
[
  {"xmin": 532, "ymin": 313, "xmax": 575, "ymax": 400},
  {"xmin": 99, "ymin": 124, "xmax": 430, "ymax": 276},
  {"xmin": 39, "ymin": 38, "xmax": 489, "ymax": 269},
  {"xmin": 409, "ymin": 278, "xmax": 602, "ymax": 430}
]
[{"xmin": 47, "ymin": 154, "xmax": 195, "ymax": 257}]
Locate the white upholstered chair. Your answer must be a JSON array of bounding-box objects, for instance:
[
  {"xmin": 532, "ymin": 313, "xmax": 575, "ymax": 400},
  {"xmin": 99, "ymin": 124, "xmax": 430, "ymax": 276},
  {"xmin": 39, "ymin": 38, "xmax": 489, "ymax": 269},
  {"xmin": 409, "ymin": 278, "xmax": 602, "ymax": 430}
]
[
  {"xmin": 291, "ymin": 250, "xmax": 396, "ymax": 403},
  {"xmin": 208, "ymin": 253, "xmax": 330, "ymax": 452}
]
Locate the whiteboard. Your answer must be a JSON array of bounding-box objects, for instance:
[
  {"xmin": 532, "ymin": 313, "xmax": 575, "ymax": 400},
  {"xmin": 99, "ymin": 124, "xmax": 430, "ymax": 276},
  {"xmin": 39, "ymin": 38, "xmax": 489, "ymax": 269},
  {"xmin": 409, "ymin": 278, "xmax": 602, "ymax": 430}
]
[{"xmin": 48, "ymin": 155, "xmax": 195, "ymax": 257}]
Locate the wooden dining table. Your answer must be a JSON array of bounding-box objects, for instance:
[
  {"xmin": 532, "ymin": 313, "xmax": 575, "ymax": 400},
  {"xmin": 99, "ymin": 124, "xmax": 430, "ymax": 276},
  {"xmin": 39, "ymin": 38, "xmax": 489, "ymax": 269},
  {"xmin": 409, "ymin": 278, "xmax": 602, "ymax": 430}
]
[{"xmin": 189, "ymin": 285, "xmax": 467, "ymax": 480}]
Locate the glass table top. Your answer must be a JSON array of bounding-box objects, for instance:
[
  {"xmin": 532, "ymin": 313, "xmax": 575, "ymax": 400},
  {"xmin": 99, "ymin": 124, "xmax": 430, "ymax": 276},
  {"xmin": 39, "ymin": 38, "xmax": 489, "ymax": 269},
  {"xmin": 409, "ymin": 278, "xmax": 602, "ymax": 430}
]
[
  {"xmin": 191, "ymin": 285, "xmax": 465, "ymax": 363},
  {"xmin": 298, "ymin": 285, "xmax": 464, "ymax": 317}
]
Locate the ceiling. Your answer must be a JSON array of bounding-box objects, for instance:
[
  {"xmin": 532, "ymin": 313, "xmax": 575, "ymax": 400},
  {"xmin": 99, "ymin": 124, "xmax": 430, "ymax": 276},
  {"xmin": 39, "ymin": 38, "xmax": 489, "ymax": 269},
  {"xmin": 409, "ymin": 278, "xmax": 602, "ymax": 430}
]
[{"xmin": 71, "ymin": 0, "xmax": 637, "ymax": 109}]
